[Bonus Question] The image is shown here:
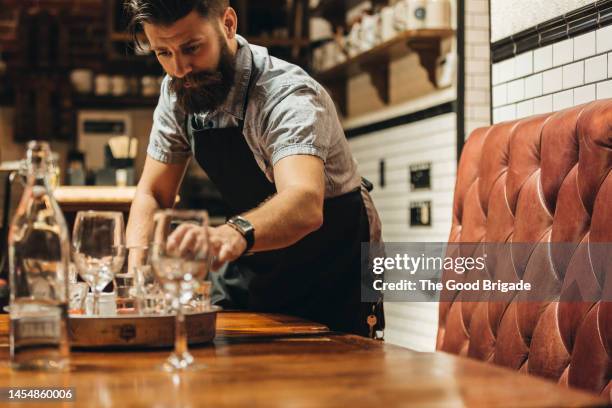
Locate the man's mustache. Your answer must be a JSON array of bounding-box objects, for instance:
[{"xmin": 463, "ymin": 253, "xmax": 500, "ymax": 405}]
[{"xmin": 171, "ymin": 70, "xmax": 224, "ymax": 90}]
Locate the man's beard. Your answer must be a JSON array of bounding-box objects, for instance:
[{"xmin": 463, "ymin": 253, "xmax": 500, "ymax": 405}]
[{"xmin": 169, "ymin": 39, "xmax": 236, "ymax": 115}]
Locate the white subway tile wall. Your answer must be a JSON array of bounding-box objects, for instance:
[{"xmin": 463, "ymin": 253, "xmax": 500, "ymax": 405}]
[
  {"xmin": 574, "ymin": 31, "xmax": 596, "ymax": 61},
  {"xmin": 534, "ymin": 45, "xmax": 553, "ymax": 73},
  {"xmin": 348, "ymin": 113, "xmax": 457, "ymax": 351},
  {"xmin": 525, "ymin": 73, "xmax": 544, "ymax": 99},
  {"xmin": 533, "ymin": 94, "xmax": 553, "ymax": 114},
  {"xmin": 493, "ymin": 104, "xmax": 517, "ymax": 122},
  {"xmin": 492, "ymin": 84, "xmax": 507, "ymax": 106},
  {"xmin": 553, "ymin": 89, "xmax": 574, "ymax": 111},
  {"xmin": 465, "ymin": 0, "xmax": 491, "ymax": 135},
  {"xmin": 516, "ymin": 99, "xmax": 534, "ymax": 117},
  {"xmin": 596, "ymin": 79, "xmax": 612, "ymax": 100},
  {"xmin": 574, "ymin": 84, "xmax": 596, "ymax": 105},
  {"xmin": 585, "ymin": 55, "xmax": 607, "ymax": 83},
  {"xmin": 492, "ymin": 26, "xmax": 612, "ymax": 123},
  {"xmin": 562, "ymin": 62, "xmax": 584, "ymax": 89},
  {"xmin": 553, "ymin": 38, "xmax": 574, "ymax": 66},
  {"xmin": 596, "ymin": 24, "xmax": 612, "ymax": 54},
  {"xmin": 507, "ymin": 79, "xmax": 525, "ymax": 103},
  {"xmin": 542, "ymin": 67, "xmax": 563, "ymax": 94},
  {"xmin": 515, "ymin": 52, "xmax": 534, "ymax": 78}
]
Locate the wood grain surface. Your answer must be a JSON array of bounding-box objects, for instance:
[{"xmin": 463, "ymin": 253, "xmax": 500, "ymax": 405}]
[{"xmin": 0, "ymin": 312, "xmax": 606, "ymax": 408}]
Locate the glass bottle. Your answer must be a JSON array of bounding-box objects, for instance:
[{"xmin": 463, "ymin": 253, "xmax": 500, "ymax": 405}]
[{"xmin": 8, "ymin": 141, "xmax": 70, "ymax": 371}]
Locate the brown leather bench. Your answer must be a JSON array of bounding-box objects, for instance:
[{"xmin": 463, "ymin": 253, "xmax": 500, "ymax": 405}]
[{"xmin": 436, "ymin": 100, "xmax": 612, "ymax": 400}]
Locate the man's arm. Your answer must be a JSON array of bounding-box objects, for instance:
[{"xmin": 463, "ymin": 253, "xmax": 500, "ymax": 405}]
[
  {"xmin": 243, "ymin": 154, "xmax": 324, "ymax": 250},
  {"xmin": 206, "ymin": 154, "xmax": 324, "ymax": 270},
  {"xmin": 126, "ymin": 154, "xmax": 189, "ymax": 247}
]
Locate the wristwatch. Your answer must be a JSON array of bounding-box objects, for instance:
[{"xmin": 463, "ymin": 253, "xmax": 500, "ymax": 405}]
[{"xmin": 226, "ymin": 216, "xmax": 255, "ymax": 254}]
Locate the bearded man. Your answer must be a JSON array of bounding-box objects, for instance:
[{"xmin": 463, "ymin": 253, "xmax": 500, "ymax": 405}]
[{"xmin": 124, "ymin": 0, "xmax": 383, "ymax": 337}]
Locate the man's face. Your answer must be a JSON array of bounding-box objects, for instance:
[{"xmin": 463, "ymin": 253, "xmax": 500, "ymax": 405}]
[{"xmin": 144, "ymin": 10, "xmax": 236, "ymax": 114}]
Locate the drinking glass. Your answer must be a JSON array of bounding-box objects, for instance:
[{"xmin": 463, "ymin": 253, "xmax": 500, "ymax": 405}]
[
  {"xmin": 68, "ymin": 282, "xmax": 89, "ymax": 315},
  {"xmin": 128, "ymin": 246, "xmax": 166, "ymax": 315},
  {"xmin": 72, "ymin": 211, "xmax": 126, "ymax": 316},
  {"xmin": 115, "ymin": 273, "xmax": 137, "ymax": 314},
  {"xmin": 150, "ymin": 209, "xmax": 210, "ymax": 371}
]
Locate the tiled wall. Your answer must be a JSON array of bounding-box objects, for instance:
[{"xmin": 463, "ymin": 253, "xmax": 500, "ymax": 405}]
[
  {"xmin": 349, "ymin": 112, "xmax": 457, "ymax": 351},
  {"xmin": 492, "ymin": 25, "xmax": 612, "ymax": 123},
  {"xmin": 464, "ymin": 0, "xmax": 491, "ymax": 135}
]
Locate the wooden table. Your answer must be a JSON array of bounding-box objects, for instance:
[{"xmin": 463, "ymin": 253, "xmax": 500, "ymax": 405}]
[{"xmin": 0, "ymin": 312, "xmax": 607, "ymax": 407}]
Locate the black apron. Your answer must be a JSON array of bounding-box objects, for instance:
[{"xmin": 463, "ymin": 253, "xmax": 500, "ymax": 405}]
[{"xmin": 187, "ymin": 57, "xmax": 380, "ymax": 336}]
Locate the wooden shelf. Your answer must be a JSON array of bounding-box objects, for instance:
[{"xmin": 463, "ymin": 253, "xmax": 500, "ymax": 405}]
[{"xmin": 314, "ymin": 29, "xmax": 455, "ymax": 115}]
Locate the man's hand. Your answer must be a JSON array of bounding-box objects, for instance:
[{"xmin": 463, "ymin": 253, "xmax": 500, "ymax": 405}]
[
  {"xmin": 166, "ymin": 223, "xmax": 247, "ymax": 271},
  {"xmin": 209, "ymin": 225, "xmax": 247, "ymax": 271}
]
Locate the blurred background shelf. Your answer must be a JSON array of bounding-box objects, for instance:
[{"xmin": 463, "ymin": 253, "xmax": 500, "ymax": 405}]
[
  {"xmin": 317, "ymin": 29, "xmax": 455, "ymax": 81},
  {"xmin": 315, "ymin": 28, "xmax": 455, "ymax": 115}
]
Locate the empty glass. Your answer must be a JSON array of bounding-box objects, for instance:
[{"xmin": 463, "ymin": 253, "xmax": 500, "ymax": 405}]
[
  {"xmin": 127, "ymin": 246, "xmax": 166, "ymax": 315},
  {"xmin": 115, "ymin": 273, "xmax": 137, "ymax": 314},
  {"xmin": 150, "ymin": 209, "xmax": 210, "ymax": 371},
  {"xmin": 68, "ymin": 282, "xmax": 88, "ymax": 315},
  {"xmin": 72, "ymin": 211, "xmax": 126, "ymax": 316}
]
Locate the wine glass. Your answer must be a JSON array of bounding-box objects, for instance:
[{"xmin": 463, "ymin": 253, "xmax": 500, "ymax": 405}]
[
  {"xmin": 72, "ymin": 211, "xmax": 126, "ymax": 315},
  {"xmin": 150, "ymin": 209, "xmax": 210, "ymax": 371}
]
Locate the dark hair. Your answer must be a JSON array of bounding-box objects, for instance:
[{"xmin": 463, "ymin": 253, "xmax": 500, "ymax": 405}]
[{"xmin": 124, "ymin": 0, "xmax": 229, "ymax": 47}]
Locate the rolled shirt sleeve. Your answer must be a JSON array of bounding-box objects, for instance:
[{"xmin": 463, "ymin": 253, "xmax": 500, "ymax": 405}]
[
  {"xmin": 261, "ymin": 85, "xmax": 332, "ymax": 166},
  {"xmin": 147, "ymin": 76, "xmax": 193, "ymax": 164}
]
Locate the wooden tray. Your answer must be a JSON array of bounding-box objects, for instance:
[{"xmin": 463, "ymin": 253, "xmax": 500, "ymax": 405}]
[{"xmin": 68, "ymin": 306, "xmax": 221, "ymax": 349}]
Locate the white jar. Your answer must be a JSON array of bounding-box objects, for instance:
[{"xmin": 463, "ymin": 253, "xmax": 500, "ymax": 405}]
[
  {"xmin": 394, "ymin": 0, "xmax": 409, "ymax": 31},
  {"xmin": 94, "ymin": 74, "xmax": 111, "ymax": 96},
  {"xmin": 310, "ymin": 17, "xmax": 333, "ymax": 42},
  {"xmin": 426, "ymin": 0, "xmax": 451, "ymax": 29},
  {"xmin": 70, "ymin": 69, "xmax": 93, "ymax": 94},
  {"xmin": 348, "ymin": 22, "xmax": 362, "ymax": 57},
  {"xmin": 407, "ymin": 0, "xmax": 428, "ymax": 30},
  {"xmin": 323, "ymin": 41, "xmax": 340, "ymax": 70},
  {"xmin": 111, "ymin": 75, "xmax": 128, "ymax": 96},
  {"xmin": 141, "ymin": 76, "xmax": 158, "ymax": 97},
  {"xmin": 360, "ymin": 13, "xmax": 379, "ymax": 50},
  {"xmin": 313, "ymin": 45, "xmax": 324, "ymax": 71},
  {"xmin": 380, "ymin": 6, "xmax": 396, "ymax": 41}
]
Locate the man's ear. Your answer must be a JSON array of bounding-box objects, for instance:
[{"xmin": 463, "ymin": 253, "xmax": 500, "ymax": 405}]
[{"xmin": 221, "ymin": 7, "xmax": 238, "ymax": 39}]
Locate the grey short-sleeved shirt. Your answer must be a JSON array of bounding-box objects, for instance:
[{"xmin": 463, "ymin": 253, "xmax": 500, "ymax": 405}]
[{"xmin": 147, "ymin": 35, "xmax": 362, "ymax": 198}]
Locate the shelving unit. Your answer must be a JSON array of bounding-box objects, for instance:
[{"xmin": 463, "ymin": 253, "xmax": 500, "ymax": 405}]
[
  {"xmin": 314, "ymin": 29, "xmax": 455, "ymax": 115},
  {"xmin": 232, "ymin": 0, "xmax": 311, "ymax": 65}
]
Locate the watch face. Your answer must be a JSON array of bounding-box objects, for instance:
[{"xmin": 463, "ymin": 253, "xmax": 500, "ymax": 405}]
[{"xmin": 233, "ymin": 217, "xmax": 252, "ymax": 231}]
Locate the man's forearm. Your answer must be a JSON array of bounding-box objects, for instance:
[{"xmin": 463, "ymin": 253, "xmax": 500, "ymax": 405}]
[
  {"xmin": 126, "ymin": 191, "xmax": 161, "ymax": 248},
  {"xmin": 242, "ymin": 187, "xmax": 323, "ymax": 252}
]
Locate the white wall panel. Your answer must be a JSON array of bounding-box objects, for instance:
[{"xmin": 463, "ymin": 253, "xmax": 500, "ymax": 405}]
[{"xmin": 348, "ymin": 112, "xmax": 457, "ymax": 352}]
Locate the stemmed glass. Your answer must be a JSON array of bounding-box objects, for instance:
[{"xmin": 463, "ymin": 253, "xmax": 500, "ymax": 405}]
[
  {"xmin": 72, "ymin": 211, "xmax": 126, "ymax": 315},
  {"xmin": 150, "ymin": 209, "xmax": 210, "ymax": 371}
]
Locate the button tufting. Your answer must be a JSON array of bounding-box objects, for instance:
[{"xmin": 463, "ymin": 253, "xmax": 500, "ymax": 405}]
[{"xmin": 437, "ymin": 100, "xmax": 612, "ymax": 400}]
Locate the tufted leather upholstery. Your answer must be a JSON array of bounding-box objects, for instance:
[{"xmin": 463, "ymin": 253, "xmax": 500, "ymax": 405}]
[{"xmin": 436, "ymin": 100, "xmax": 612, "ymax": 399}]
